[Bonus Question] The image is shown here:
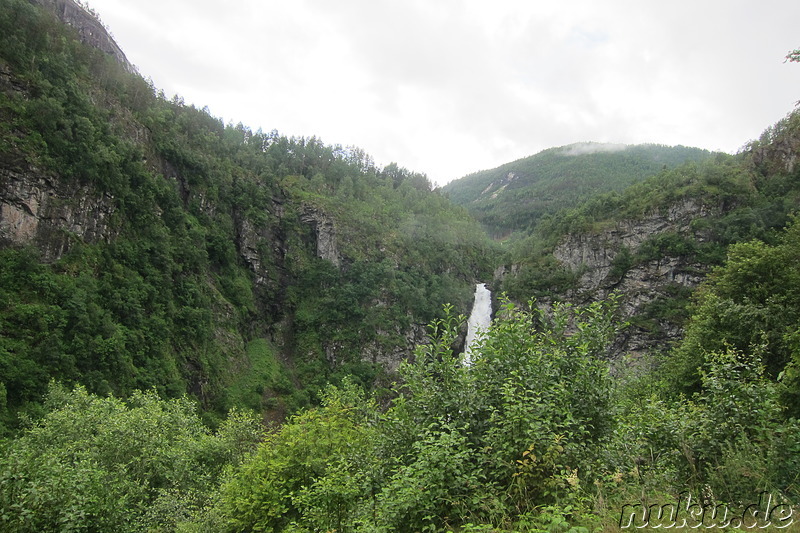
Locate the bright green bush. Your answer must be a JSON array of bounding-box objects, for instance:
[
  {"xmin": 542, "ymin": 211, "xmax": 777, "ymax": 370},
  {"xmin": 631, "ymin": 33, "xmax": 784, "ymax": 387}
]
[
  {"xmin": 0, "ymin": 384, "xmax": 261, "ymax": 532},
  {"xmin": 215, "ymin": 381, "xmax": 377, "ymax": 532}
]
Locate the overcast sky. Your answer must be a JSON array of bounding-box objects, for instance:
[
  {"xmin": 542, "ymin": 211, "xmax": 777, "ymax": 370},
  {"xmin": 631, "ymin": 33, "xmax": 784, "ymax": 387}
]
[{"xmin": 92, "ymin": 0, "xmax": 800, "ymax": 186}]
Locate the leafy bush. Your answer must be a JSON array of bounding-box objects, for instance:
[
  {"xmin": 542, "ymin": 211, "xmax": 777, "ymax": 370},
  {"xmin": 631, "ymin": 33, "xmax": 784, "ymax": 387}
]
[
  {"xmin": 214, "ymin": 381, "xmax": 376, "ymax": 532},
  {"xmin": 0, "ymin": 384, "xmax": 261, "ymax": 532}
]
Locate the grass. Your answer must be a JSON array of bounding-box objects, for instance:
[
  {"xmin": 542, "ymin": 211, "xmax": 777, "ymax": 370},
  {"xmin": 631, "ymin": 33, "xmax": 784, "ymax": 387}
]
[{"xmin": 225, "ymin": 338, "xmax": 279, "ymax": 411}]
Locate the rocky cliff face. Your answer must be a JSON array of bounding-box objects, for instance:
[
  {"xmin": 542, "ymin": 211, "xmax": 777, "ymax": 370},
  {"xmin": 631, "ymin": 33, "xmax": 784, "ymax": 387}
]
[
  {"xmin": 29, "ymin": 0, "xmax": 134, "ymax": 73},
  {"xmin": 551, "ymin": 198, "xmax": 714, "ymax": 356},
  {"xmin": 554, "ymin": 199, "xmax": 710, "ymax": 290},
  {"xmin": 0, "ymin": 158, "xmax": 116, "ymax": 261},
  {"xmin": 751, "ymin": 121, "xmax": 800, "ymax": 176},
  {"xmin": 361, "ymin": 323, "xmax": 431, "ymax": 372},
  {"xmin": 299, "ymin": 205, "xmax": 341, "ymax": 267},
  {"xmin": 0, "ymin": 16, "xmax": 121, "ymax": 263}
]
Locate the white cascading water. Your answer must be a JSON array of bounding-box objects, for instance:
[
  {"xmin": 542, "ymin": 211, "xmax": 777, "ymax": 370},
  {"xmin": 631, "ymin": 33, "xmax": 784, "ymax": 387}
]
[{"xmin": 464, "ymin": 283, "xmax": 492, "ymax": 365}]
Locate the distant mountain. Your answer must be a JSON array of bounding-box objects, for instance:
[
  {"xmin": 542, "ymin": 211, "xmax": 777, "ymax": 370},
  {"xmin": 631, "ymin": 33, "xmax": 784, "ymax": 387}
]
[
  {"xmin": 4, "ymin": 2, "xmax": 800, "ymax": 529},
  {"xmin": 443, "ymin": 143, "xmax": 714, "ymax": 238},
  {"xmin": 495, "ymin": 115, "xmax": 800, "ymax": 358}
]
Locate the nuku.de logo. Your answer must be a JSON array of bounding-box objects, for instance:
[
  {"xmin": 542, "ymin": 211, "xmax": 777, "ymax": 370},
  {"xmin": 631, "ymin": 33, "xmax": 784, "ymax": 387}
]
[{"xmin": 619, "ymin": 491, "xmax": 794, "ymax": 529}]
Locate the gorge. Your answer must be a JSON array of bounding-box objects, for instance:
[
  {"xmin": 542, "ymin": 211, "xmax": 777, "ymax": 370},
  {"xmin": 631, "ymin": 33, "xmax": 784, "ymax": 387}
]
[{"xmin": 2, "ymin": 1, "xmax": 800, "ymax": 530}]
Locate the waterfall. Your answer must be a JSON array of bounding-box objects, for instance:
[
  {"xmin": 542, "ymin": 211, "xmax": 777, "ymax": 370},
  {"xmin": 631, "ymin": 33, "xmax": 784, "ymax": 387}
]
[{"xmin": 464, "ymin": 283, "xmax": 492, "ymax": 364}]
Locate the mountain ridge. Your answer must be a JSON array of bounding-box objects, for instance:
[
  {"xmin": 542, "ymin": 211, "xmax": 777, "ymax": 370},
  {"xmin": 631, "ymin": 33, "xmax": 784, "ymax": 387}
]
[
  {"xmin": 444, "ymin": 142, "xmax": 715, "ymax": 238},
  {"xmin": 3, "ymin": 2, "xmax": 800, "ymax": 529},
  {"xmin": 0, "ymin": 0, "xmax": 495, "ymax": 425},
  {"xmin": 29, "ymin": 0, "xmax": 133, "ymax": 72}
]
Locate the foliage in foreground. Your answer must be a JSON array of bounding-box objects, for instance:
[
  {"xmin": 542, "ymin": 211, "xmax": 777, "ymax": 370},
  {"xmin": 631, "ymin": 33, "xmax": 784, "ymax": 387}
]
[
  {"xmin": 0, "ymin": 385, "xmax": 262, "ymax": 532},
  {"xmin": 191, "ymin": 296, "xmax": 621, "ymax": 532},
  {"xmin": 2, "ymin": 268, "xmax": 800, "ymax": 530},
  {"xmin": 207, "ymin": 218, "xmax": 798, "ymax": 532}
]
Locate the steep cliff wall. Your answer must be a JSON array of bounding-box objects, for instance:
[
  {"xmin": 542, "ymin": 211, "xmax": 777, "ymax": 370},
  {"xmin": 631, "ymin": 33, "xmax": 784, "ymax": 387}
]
[
  {"xmin": 0, "ymin": 158, "xmax": 116, "ymax": 261},
  {"xmin": 551, "ymin": 198, "xmax": 715, "ymax": 356},
  {"xmin": 29, "ymin": 0, "xmax": 134, "ymax": 72},
  {"xmin": 554, "ymin": 199, "xmax": 710, "ymax": 290},
  {"xmin": 299, "ymin": 205, "xmax": 341, "ymax": 267}
]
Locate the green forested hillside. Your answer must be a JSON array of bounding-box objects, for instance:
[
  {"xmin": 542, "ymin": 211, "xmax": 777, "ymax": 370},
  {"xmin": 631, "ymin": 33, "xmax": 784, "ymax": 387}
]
[
  {"xmin": 501, "ymin": 115, "xmax": 800, "ymax": 301},
  {"xmin": 2, "ymin": 0, "xmax": 800, "ymax": 530},
  {"xmin": 5, "ymin": 266, "xmax": 800, "ymax": 530},
  {"xmin": 0, "ymin": 0, "xmax": 496, "ymax": 429},
  {"xmin": 488, "ymin": 114, "xmax": 800, "ymax": 364},
  {"xmin": 443, "ymin": 142, "xmax": 713, "ymax": 238}
]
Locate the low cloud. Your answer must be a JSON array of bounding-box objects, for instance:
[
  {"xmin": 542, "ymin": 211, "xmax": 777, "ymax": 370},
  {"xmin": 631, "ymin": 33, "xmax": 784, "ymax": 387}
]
[
  {"xmin": 95, "ymin": 0, "xmax": 800, "ymax": 186},
  {"xmin": 561, "ymin": 142, "xmax": 628, "ymax": 156}
]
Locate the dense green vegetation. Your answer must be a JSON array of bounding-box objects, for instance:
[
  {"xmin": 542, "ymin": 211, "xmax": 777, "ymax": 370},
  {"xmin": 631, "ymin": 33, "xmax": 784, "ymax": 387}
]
[
  {"xmin": 446, "ymin": 130, "xmax": 800, "ymax": 347},
  {"xmin": 2, "ymin": 0, "xmax": 800, "ymax": 530},
  {"xmin": 1, "ymin": 296, "xmax": 624, "ymax": 531},
  {"xmin": 665, "ymin": 215, "xmax": 800, "ymax": 414},
  {"xmin": 4, "ymin": 258, "xmax": 800, "ymax": 529},
  {"xmin": 0, "ymin": 385, "xmax": 262, "ymax": 531},
  {"xmin": 498, "ymin": 113, "xmax": 800, "ymax": 344},
  {"xmin": 443, "ymin": 143, "xmax": 713, "ymax": 238},
  {"xmin": 0, "ymin": 0, "xmax": 496, "ymax": 429}
]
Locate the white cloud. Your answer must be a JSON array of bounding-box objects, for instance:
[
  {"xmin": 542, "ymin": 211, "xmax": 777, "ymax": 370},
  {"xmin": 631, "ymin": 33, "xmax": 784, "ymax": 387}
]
[
  {"xmin": 92, "ymin": 0, "xmax": 800, "ymax": 185},
  {"xmin": 561, "ymin": 143, "xmax": 628, "ymax": 156}
]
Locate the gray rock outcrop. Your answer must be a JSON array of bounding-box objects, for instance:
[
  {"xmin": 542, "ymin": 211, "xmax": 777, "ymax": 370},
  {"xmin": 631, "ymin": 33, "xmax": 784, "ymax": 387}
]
[
  {"xmin": 300, "ymin": 205, "xmax": 341, "ymax": 267},
  {"xmin": 29, "ymin": 0, "xmax": 135, "ymax": 73},
  {"xmin": 0, "ymin": 160, "xmax": 116, "ymax": 261},
  {"xmin": 551, "ymin": 198, "xmax": 714, "ymax": 356}
]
